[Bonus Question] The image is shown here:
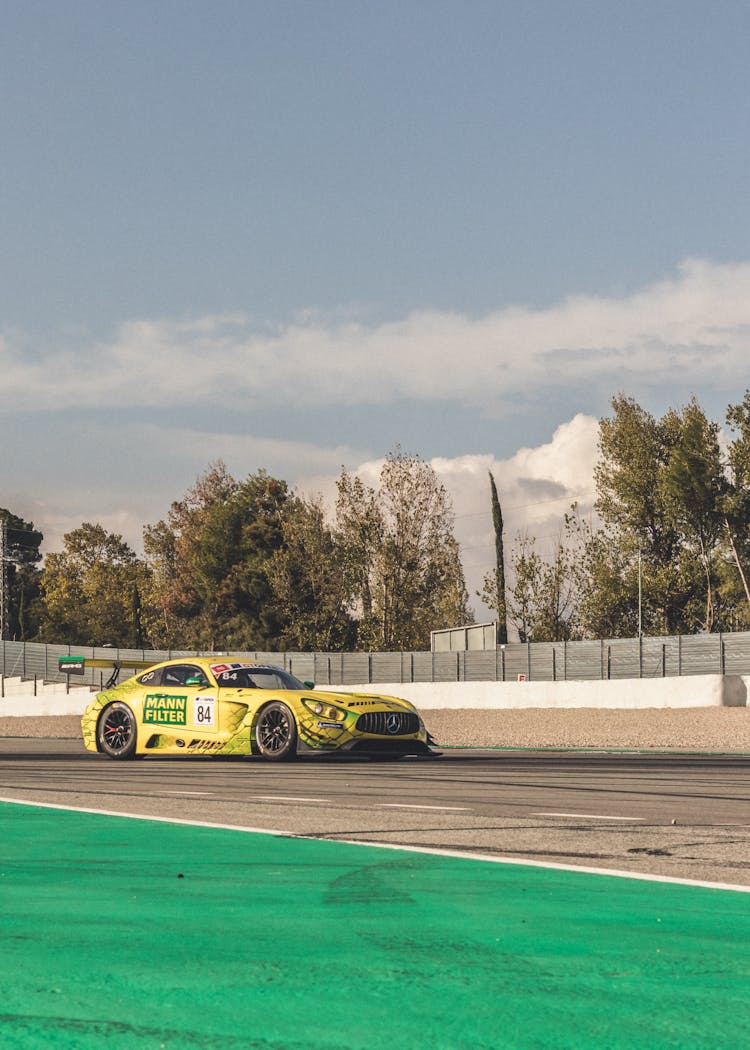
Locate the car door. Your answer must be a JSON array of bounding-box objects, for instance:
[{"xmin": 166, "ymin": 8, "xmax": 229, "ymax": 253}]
[{"xmin": 156, "ymin": 663, "xmax": 218, "ymax": 737}]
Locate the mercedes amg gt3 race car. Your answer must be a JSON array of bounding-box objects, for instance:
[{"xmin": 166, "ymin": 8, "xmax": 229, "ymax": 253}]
[{"xmin": 69, "ymin": 656, "xmax": 432, "ymax": 761}]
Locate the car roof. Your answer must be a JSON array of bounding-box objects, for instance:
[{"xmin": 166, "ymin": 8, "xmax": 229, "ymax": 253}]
[{"xmin": 150, "ymin": 657, "xmax": 282, "ymax": 672}]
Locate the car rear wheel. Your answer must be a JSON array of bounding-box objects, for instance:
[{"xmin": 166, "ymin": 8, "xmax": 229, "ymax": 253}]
[
  {"xmin": 97, "ymin": 702, "xmax": 137, "ymax": 759},
  {"xmin": 255, "ymin": 702, "xmax": 297, "ymax": 760}
]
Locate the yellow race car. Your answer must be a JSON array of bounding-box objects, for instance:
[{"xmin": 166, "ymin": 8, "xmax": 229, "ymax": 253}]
[{"xmin": 73, "ymin": 656, "xmax": 432, "ymax": 761}]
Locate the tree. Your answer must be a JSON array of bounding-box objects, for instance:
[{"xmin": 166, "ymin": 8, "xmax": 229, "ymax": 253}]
[
  {"xmin": 0, "ymin": 509, "xmax": 43, "ymax": 640},
  {"xmin": 506, "ymin": 534, "xmax": 541, "ymax": 643},
  {"xmin": 507, "ymin": 519, "xmax": 580, "ymax": 642},
  {"xmin": 662, "ymin": 399, "xmax": 725, "ymax": 632},
  {"xmin": 37, "ymin": 523, "xmax": 150, "ymax": 646},
  {"xmin": 570, "ymin": 518, "xmax": 638, "ymax": 639},
  {"xmin": 337, "ymin": 449, "xmax": 472, "ymax": 650},
  {"xmin": 594, "ymin": 395, "xmax": 692, "ymax": 635},
  {"xmin": 584, "ymin": 393, "xmax": 745, "ymax": 635},
  {"xmin": 480, "ymin": 472, "xmax": 508, "ymax": 641},
  {"xmin": 723, "ymin": 391, "xmax": 750, "ymax": 621},
  {"xmin": 267, "ymin": 494, "xmax": 357, "ymax": 650},
  {"xmin": 143, "ymin": 462, "xmax": 289, "ymax": 649},
  {"xmin": 335, "ymin": 470, "xmax": 384, "ymax": 648}
]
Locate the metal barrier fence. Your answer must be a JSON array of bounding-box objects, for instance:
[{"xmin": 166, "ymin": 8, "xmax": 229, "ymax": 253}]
[{"xmin": 3, "ymin": 633, "xmax": 750, "ymax": 690}]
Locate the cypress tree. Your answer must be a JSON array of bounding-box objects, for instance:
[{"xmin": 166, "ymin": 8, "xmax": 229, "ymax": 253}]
[{"xmin": 489, "ymin": 472, "xmax": 508, "ymax": 643}]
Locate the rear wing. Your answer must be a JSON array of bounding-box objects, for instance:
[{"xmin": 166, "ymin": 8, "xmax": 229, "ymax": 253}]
[{"xmin": 58, "ymin": 655, "xmax": 157, "ymax": 689}]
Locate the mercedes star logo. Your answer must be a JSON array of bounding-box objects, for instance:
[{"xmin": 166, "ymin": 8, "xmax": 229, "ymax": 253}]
[{"xmin": 385, "ymin": 713, "xmax": 401, "ymax": 735}]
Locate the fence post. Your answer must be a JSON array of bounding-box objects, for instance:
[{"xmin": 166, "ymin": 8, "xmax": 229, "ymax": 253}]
[
  {"xmin": 552, "ymin": 647, "xmax": 557, "ymax": 682},
  {"xmin": 720, "ymin": 634, "xmax": 725, "ymax": 675},
  {"xmin": 527, "ymin": 641, "xmax": 531, "ymax": 681},
  {"xmin": 662, "ymin": 644, "xmax": 666, "ymax": 677}
]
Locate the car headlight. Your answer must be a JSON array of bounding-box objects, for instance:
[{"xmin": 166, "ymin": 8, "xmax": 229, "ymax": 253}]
[{"xmin": 301, "ymin": 698, "xmax": 348, "ymax": 721}]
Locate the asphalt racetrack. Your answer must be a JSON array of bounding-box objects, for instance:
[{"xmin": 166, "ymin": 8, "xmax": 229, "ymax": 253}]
[
  {"xmin": 1, "ymin": 741, "xmax": 749, "ymax": 1048},
  {"xmin": 1, "ymin": 739, "xmax": 749, "ymax": 885}
]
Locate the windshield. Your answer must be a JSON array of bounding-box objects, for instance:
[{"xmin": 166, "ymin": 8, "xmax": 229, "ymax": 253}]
[{"xmin": 212, "ymin": 664, "xmax": 307, "ymax": 690}]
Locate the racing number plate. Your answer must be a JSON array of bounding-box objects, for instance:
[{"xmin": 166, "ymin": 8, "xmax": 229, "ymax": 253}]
[{"xmin": 193, "ymin": 696, "xmax": 216, "ymax": 729}]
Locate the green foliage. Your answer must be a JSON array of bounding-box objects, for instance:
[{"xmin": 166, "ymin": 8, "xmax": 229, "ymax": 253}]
[
  {"xmin": 661, "ymin": 399, "xmax": 725, "ymax": 631},
  {"xmin": 267, "ymin": 495, "xmax": 357, "ymax": 651},
  {"xmin": 37, "ymin": 523, "xmax": 149, "ymax": 646},
  {"xmin": 143, "ymin": 462, "xmax": 289, "ymax": 650},
  {"xmin": 0, "ymin": 509, "xmax": 43, "ymax": 640},
  {"xmin": 723, "ymin": 391, "xmax": 750, "ymax": 626},
  {"xmin": 593, "ymin": 395, "xmax": 740, "ymax": 635},
  {"xmin": 33, "ymin": 390, "xmax": 750, "ymax": 649},
  {"xmin": 509, "ymin": 391, "xmax": 750, "ymax": 640},
  {"xmin": 595, "ymin": 395, "xmax": 680, "ymax": 567},
  {"xmin": 337, "ymin": 449, "xmax": 472, "ymax": 650},
  {"xmin": 507, "ymin": 519, "xmax": 580, "ymax": 642}
]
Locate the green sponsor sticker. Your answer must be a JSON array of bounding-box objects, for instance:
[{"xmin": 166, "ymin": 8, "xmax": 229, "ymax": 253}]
[
  {"xmin": 59, "ymin": 656, "xmax": 85, "ymax": 675},
  {"xmin": 143, "ymin": 693, "xmax": 187, "ymax": 726}
]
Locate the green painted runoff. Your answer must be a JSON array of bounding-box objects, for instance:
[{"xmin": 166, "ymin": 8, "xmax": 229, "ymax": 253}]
[{"xmin": 0, "ymin": 801, "xmax": 748, "ymax": 1049}]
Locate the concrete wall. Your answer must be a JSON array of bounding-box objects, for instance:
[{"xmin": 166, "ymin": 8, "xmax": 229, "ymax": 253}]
[
  {"xmin": 0, "ymin": 678, "xmax": 95, "ymax": 717},
  {"xmin": 0, "ymin": 673, "xmax": 748, "ymax": 718},
  {"xmin": 328, "ymin": 675, "xmax": 749, "ymax": 709}
]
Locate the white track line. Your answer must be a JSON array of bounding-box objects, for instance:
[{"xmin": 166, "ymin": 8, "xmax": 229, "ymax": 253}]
[
  {"xmin": 1, "ymin": 795, "xmax": 748, "ymax": 893},
  {"xmin": 252, "ymin": 795, "xmax": 332, "ymax": 803},
  {"xmin": 535, "ymin": 812, "xmax": 643, "ymax": 822},
  {"xmin": 379, "ymin": 803, "xmax": 470, "ymax": 811}
]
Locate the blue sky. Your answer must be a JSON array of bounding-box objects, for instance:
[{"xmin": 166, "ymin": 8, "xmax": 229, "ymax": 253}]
[{"xmin": 2, "ymin": 1, "xmax": 750, "ymax": 611}]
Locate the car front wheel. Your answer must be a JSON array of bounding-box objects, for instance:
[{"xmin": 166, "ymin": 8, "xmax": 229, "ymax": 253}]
[
  {"xmin": 255, "ymin": 702, "xmax": 297, "ymax": 760},
  {"xmin": 97, "ymin": 702, "xmax": 137, "ymax": 759}
]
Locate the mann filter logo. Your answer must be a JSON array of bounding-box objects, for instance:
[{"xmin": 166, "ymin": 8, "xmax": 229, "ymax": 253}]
[{"xmin": 143, "ymin": 693, "xmax": 187, "ymax": 726}]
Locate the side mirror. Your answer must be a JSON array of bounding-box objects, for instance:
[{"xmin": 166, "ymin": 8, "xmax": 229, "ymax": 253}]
[{"xmin": 304, "ymin": 680, "xmax": 315, "ymax": 690}]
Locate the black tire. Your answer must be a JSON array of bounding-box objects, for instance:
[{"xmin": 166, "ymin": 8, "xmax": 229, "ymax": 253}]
[
  {"xmin": 255, "ymin": 702, "xmax": 297, "ymax": 761},
  {"xmin": 97, "ymin": 702, "xmax": 137, "ymax": 759}
]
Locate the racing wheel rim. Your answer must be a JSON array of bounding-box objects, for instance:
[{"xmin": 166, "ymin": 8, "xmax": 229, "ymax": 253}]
[
  {"xmin": 255, "ymin": 702, "xmax": 297, "ymax": 759},
  {"xmin": 98, "ymin": 703, "xmax": 137, "ymax": 758}
]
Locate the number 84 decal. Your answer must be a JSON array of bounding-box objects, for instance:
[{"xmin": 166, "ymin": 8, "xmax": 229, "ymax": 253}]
[{"xmin": 193, "ymin": 696, "xmax": 216, "ymax": 727}]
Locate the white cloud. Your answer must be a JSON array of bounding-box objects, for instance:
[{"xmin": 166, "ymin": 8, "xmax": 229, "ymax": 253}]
[
  {"xmin": 7, "ymin": 254, "xmax": 745, "ymax": 623},
  {"xmin": 25, "ymin": 423, "xmax": 368, "ymax": 554},
  {"xmin": 117, "ymin": 423, "xmax": 366, "ymax": 480},
  {"xmin": 295, "ymin": 413, "xmax": 600, "ymax": 619},
  {"xmin": 21, "ymin": 412, "xmax": 599, "ymax": 618},
  {"xmin": 436, "ymin": 415, "xmax": 599, "ymax": 616},
  {"xmin": 2, "ymin": 258, "xmax": 750, "ymax": 413}
]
